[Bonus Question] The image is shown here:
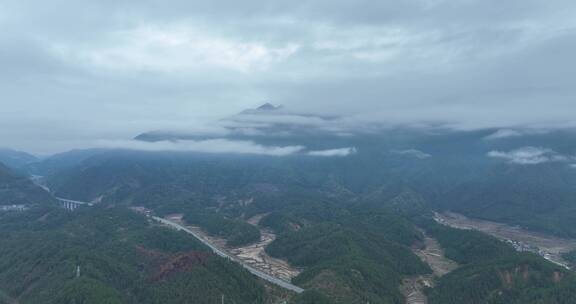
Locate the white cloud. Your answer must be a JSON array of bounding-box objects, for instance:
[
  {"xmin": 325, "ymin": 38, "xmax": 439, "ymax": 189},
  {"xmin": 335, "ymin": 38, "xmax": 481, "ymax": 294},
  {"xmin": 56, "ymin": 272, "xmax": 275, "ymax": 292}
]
[
  {"xmin": 95, "ymin": 139, "xmax": 304, "ymax": 156},
  {"xmin": 307, "ymin": 147, "xmax": 356, "ymax": 157},
  {"xmin": 95, "ymin": 138, "xmax": 358, "ymax": 158},
  {"xmin": 484, "ymin": 129, "xmax": 523, "ymax": 140},
  {"xmin": 392, "ymin": 149, "xmax": 432, "ymax": 159},
  {"xmin": 488, "ymin": 146, "xmax": 570, "ymax": 165}
]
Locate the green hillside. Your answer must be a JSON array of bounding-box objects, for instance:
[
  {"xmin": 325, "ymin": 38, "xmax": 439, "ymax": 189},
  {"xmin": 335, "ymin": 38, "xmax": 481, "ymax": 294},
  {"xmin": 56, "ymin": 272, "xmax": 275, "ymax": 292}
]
[
  {"xmin": 267, "ymin": 208, "xmax": 431, "ymax": 304},
  {"xmin": 421, "ymin": 220, "xmax": 576, "ymax": 304},
  {"xmin": 0, "ymin": 206, "xmax": 268, "ymax": 304},
  {"xmin": 0, "ymin": 162, "xmax": 55, "ymax": 206}
]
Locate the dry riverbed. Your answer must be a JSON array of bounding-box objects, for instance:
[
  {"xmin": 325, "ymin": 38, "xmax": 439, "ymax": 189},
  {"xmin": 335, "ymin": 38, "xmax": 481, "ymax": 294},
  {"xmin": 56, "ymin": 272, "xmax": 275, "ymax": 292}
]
[
  {"xmin": 414, "ymin": 233, "xmax": 458, "ymax": 277},
  {"xmin": 401, "ymin": 231, "xmax": 458, "ymax": 304},
  {"xmin": 165, "ymin": 214, "xmax": 301, "ymax": 282}
]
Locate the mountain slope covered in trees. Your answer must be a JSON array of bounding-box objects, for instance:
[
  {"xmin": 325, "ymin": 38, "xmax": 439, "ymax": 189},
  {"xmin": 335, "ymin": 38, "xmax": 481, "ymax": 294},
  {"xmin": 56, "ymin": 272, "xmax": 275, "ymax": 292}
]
[
  {"xmin": 0, "ymin": 162, "xmax": 55, "ymax": 206},
  {"xmin": 0, "ymin": 206, "xmax": 269, "ymax": 304},
  {"xmin": 421, "ymin": 220, "xmax": 576, "ymax": 304},
  {"xmin": 5, "ymin": 125, "xmax": 576, "ymax": 303}
]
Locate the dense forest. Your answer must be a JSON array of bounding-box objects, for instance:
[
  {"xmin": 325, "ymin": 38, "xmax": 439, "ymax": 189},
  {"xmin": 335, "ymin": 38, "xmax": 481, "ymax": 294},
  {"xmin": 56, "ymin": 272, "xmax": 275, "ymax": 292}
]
[
  {"xmin": 421, "ymin": 220, "xmax": 576, "ymax": 304},
  {"xmin": 39, "ymin": 129, "xmax": 576, "ymax": 240},
  {"xmin": 263, "ymin": 205, "xmax": 431, "ymax": 304},
  {"xmin": 0, "ymin": 206, "xmax": 270, "ymax": 304},
  {"xmin": 0, "ymin": 162, "xmax": 55, "ymax": 206},
  {"xmin": 2, "ymin": 126, "xmax": 576, "ymax": 303}
]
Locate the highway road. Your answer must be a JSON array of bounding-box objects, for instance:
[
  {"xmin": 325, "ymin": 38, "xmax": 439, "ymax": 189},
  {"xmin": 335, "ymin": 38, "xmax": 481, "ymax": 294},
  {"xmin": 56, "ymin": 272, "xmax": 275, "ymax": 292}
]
[
  {"xmin": 43, "ymin": 189, "xmax": 304, "ymax": 294},
  {"xmin": 153, "ymin": 216, "xmax": 305, "ymax": 294}
]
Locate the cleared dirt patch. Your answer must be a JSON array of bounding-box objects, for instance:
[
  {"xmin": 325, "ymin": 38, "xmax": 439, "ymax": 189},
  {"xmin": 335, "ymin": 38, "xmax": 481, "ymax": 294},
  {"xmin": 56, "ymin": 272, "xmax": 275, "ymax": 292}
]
[
  {"xmin": 228, "ymin": 229, "xmax": 300, "ymax": 282},
  {"xmin": 402, "ymin": 230, "xmax": 458, "ymax": 304},
  {"xmin": 136, "ymin": 245, "xmax": 210, "ymax": 281},
  {"xmin": 152, "ymin": 252, "xmax": 210, "ymax": 281}
]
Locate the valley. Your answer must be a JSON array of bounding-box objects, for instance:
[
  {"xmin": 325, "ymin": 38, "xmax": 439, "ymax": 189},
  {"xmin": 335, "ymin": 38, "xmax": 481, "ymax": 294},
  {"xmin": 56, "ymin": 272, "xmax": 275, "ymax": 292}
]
[
  {"xmin": 4, "ymin": 0, "xmax": 576, "ymax": 301},
  {"xmin": 159, "ymin": 214, "xmax": 303, "ymax": 292},
  {"xmin": 401, "ymin": 232, "xmax": 458, "ymax": 304},
  {"xmin": 4, "ymin": 121, "xmax": 576, "ymax": 303},
  {"xmin": 435, "ymin": 212, "xmax": 576, "ymax": 268},
  {"xmin": 231, "ymin": 214, "xmax": 302, "ymax": 282}
]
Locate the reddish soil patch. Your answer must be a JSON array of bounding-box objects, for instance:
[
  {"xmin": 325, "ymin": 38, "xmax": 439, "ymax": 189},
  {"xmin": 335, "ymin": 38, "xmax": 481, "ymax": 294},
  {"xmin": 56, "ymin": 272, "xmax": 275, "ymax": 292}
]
[
  {"xmin": 553, "ymin": 271, "xmax": 563, "ymax": 283},
  {"xmin": 152, "ymin": 252, "xmax": 211, "ymax": 281},
  {"xmin": 136, "ymin": 246, "xmax": 211, "ymax": 282}
]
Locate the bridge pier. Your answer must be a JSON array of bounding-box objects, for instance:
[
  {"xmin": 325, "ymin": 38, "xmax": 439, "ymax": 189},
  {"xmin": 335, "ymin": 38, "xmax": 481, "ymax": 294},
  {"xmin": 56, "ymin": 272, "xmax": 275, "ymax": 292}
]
[{"xmin": 55, "ymin": 198, "xmax": 91, "ymax": 211}]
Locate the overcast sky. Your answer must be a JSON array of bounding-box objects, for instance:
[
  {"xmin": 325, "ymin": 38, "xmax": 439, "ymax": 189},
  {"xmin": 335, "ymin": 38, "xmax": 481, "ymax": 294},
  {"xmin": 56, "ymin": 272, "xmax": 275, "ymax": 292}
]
[{"xmin": 1, "ymin": 0, "xmax": 576, "ymax": 154}]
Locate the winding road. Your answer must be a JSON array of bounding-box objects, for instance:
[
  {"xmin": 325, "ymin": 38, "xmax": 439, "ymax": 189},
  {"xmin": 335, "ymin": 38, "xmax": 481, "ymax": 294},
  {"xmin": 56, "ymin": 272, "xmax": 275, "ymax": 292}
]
[{"xmin": 33, "ymin": 172, "xmax": 304, "ymax": 295}]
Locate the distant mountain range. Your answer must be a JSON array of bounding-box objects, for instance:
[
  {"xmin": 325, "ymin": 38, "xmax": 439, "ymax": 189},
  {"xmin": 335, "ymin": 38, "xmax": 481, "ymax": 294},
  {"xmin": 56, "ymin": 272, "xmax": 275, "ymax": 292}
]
[
  {"xmin": 0, "ymin": 148, "xmax": 37, "ymax": 169},
  {"xmin": 3, "ymin": 105, "xmax": 576, "ymax": 238},
  {"xmin": 3, "ymin": 106, "xmax": 576, "ymax": 303}
]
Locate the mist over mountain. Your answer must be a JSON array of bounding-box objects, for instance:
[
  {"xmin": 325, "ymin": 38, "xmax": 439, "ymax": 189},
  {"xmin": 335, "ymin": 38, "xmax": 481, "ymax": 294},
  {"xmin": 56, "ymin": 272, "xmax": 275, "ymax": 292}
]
[
  {"xmin": 9, "ymin": 117, "xmax": 574, "ymax": 302},
  {"xmin": 3, "ymin": 0, "xmax": 576, "ymax": 302},
  {"xmin": 25, "ymin": 106, "xmax": 576, "ymax": 239},
  {"xmin": 9, "ymin": 104, "xmax": 576, "ymax": 237}
]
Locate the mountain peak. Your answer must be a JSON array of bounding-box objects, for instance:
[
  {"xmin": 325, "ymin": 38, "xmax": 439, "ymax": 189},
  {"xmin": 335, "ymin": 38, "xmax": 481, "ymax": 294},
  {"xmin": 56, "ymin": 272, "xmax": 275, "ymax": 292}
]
[
  {"xmin": 256, "ymin": 103, "xmax": 281, "ymax": 111},
  {"xmin": 239, "ymin": 103, "xmax": 282, "ymax": 115}
]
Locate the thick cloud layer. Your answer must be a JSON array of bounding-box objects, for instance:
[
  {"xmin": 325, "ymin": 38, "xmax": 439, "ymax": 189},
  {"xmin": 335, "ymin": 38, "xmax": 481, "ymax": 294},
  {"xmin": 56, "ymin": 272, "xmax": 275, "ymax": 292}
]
[
  {"xmin": 96, "ymin": 139, "xmax": 356, "ymax": 157},
  {"xmin": 2, "ymin": 0, "xmax": 576, "ymax": 154}
]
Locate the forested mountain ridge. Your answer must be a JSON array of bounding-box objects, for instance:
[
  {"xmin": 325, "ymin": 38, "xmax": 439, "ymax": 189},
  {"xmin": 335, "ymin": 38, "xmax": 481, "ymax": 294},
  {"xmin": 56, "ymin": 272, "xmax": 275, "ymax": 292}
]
[
  {"xmin": 40, "ymin": 128, "xmax": 576, "ymax": 237},
  {"xmin": 0, "ymin": 162, "xmax": 55, "ymax": 206},
  {"xmin": 0, "ymin": 206, "xmax": 270, "ymax": 304},
  {"xmin": 269, "ymin": 225, "xmax": 428, "ymax": 303},
  {"xmin": 265, "ymin": 208, "xmax": 432, "ymax": 303},
  {"xmin": 0, "ymin": 148, "xmax": 37, "ymax": 170},
  {"xmin": 421, "ymin": 220, "xmax": 576, "ymax": 304},
  {"xmin": 4, "ymin": 124, "xmax": 576, "ymax": 302}
]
